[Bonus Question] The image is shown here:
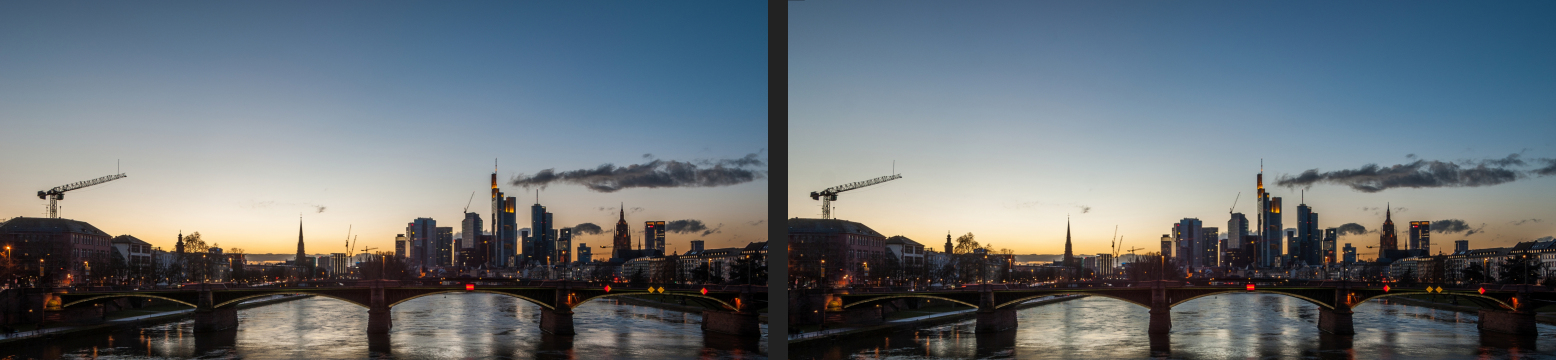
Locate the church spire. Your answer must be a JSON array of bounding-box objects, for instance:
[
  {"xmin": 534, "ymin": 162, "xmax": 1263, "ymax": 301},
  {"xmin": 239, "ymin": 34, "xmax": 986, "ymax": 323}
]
[
  {"xmin": 296, "ymin": 216, "xmax": 306, "ymax": 270},
  {"xmin": 1064, "ymin": 216, "xmax": 1074, "ymax": 269}
]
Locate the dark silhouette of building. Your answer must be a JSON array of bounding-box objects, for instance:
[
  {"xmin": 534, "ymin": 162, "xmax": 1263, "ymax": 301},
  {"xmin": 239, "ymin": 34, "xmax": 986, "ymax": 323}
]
[
  {"xmin": 788, "ymin": 218, "xmax": 886, "ymax": 288},
  {"xmin": 1323, "ymin": 228, "xmax": 1338, "ymax": 264},
  {"xmin": 296, "ymin": 217, "xmax": 307, "ymax": 272},
  {"xmin": 1064, "ymin": 218, "xmax": 1075, "ymax": 268},
  {"xmin": 0, "ymin": 217, "xmax": 114, "ymax": 286},
  {"xmin": 1380, "ymin": 205, "xmax": 1398, "ymax": 251},
  {"xmin": 1455, "ymin": 240, "xmax": 1469, "ymax": 254},
  {"xmin": 612, "ymin": 206, "xmax": 632, "ymax": 261},
  {"xmin": 944, "ymin": 232, "xmax": 952, "ymax": 254},
  {"xmin": 436, "ymin": 227, "xmax": 453, "ymax": 266},
  {"xmin": 645, "ymin": 221, "xmax": 666, "ymax": 255},
  {"xmin": 406, "ymin": 218, "xmax": 435, "ymax": 267}
]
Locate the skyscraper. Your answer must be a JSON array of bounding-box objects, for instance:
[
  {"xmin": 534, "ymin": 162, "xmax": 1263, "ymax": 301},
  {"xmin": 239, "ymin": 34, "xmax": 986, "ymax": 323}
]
[
  {"xmin": 577, "ymin": 242, "xmax": 591, "ymax": 264},
  {"xmin": 1410, "ymin": 221, "xmax": 1430, "ymax": 254},
  {"xmin": 1201, "ymin": 226, "xmax": 1219, "ymax": 268},
  {"xmin": 1297, "ymin": 202, "xmax": 1319, "ymax": 265},
  {"xmin": 1343, "ymin": 243, "xmax": 1357, "ymax": 264},
  {"xmin": 462, "ymin": 212, "xmax": 482, "ymax": 250},
  {"xmin": 1227, "ymin": 213, "xmax": 1248, "ymax": 250},
  {"xmin": 406, "ymin": 218, "xmax": 435, "ymax": 267},
  {"xmin": 1323, "ymin": 228, "xmax": 1337, "ymax": 264},
  {"xmin": 1455, "ymin": 240, "xmax": 1468, "ymax": 253},
  {"xmin": 436, "ymin": 227, "xmax": 453, "ymax": 266},
  {"xmin": 645, "ymin": 221, "xmax": 666, "ymax": 256},
  {"xmin": 489, "ymin": 170, "xmax": 519, "ymax": 268},
  {"xmin": 1264, "ymin": 196, "xmax": 1283, "ymax": 267},
  {"xmin": 528, "ymin": 199, "xmax": 554, "ymax": 265},
  {"xmin": 1380, "ymin": 205, "xmax": 1398, "ymax": 251},
  {"xmin": 1160, "ymin": 234, "xmax": 1172, "ymax": 260},
  {"xmin": 395, "ymin": 234, "xmax": 406, "ymax": 259},
  {"xmin": 557, "ymin": 228, "xmax": 572, "ymax": 264},
  {"xmin": 1174, "ymin": 218, "xmax": 1205, "ymax": 268}
]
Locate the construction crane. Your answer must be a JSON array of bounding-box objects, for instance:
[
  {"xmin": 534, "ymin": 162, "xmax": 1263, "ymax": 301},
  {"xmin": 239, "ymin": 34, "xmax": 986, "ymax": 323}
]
[
  {"xmin": 37, "ymin": 172, "xmax": 128, "ymax": 218},
  {"xmin": 463, "ymin": 191, "xmax": 475, "ymax": 213},
  {"xmin": 1229, "ymin": 192, "xmax": 1240, "ymax": 215},
  {"xmin": 1110, "ymin": 226, "xmax": 1121, "ymax": 259},
  {"xmin": 810, "ymin": 173, "xmax": 902, "ymax": 219}
]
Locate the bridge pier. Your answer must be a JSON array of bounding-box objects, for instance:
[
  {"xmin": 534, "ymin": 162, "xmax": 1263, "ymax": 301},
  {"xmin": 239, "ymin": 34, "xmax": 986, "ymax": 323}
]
[
  {"xmin": 702, "ymin": 310, "xmax": 761, "ymax": 336},
  {"xmin": 1317, "ymin": 307, "xmax": 1354, "ymax": 335},
  {"xmin": 1478, "ymin": 309, "xmax": 1537, "ymax": 335},
  {"xmin": 367, "ymin": 284, "xmax": 392, "ymax": 334},
  {"xmin": 975, "ymin": 307, "xmax": 1018, "ymax": 333},
  {"xmin": 540, "ymin": 308, "xmax": 575, "ymax": 335},
  {"xmin": 193, "ymin": 287, "xmax": 238, "ymax": 332},
  {"xmin": 1148, "ymin": 286, "xmax": 1170, "ymax": 334}
]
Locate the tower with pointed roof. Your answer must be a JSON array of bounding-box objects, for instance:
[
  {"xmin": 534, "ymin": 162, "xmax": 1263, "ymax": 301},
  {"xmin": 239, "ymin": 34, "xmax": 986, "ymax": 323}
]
[
  {"xmin": 944, "ymin": 232, "xmax": 952, "ymax": 254},
  {"xmin": 612, "ymin": 203, "xmax": 632, "ymax": 261},
  {"xmin": 1380, "ymin": 203, "xmax": 1399, "ymax": 253},
  {"xmin": 296, "ymin": 217, "xmax": 308, "ymax": 275},
  {"xmin": 1064, "ymin": 217, "xmax": 1075, "ymax": 269}
]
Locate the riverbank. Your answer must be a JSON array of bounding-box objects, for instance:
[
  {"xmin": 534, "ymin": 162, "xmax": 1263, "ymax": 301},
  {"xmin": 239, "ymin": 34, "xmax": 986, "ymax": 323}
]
[
  {"xmin": 0, "ymin": 294, "xmax": 314, "ymax": 347},
  {"xmin": 1377, "ymin": 295, "xmax": 1556, "ymax": 325},
  {"xmin": 614, "ymin": 294, "xmax": 770, "ymax": 323},
  {"xmin": 787, "ymin": 294, "xmax": 1088, "ymax": 345}
]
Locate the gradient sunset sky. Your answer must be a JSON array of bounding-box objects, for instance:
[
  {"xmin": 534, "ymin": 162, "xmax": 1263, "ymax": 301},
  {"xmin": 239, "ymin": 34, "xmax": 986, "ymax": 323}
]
[
  {"xmin": 0, "ymin": 1, "xmax": 768, "ymax": 256},
  {"xmin": 790, "ymin": 1, "xmax": 1556, "ymax": 257}
]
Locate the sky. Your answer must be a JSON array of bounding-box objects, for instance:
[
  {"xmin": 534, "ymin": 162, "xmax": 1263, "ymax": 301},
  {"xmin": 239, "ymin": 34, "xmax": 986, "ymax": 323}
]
[
  {"xmin": 789, "ymin": 1, "xmax": 1556, "ymax": 258},
  {"xmin": 0, "ymin": 1, "xmax": 768, "ymax": 258}
]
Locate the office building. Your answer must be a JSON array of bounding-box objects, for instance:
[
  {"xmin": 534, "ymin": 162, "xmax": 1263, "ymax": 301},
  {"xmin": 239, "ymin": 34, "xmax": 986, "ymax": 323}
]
[
  {"xmin": 1160, "ymin": 234, "xmax": 1172, "ymax": 259},
  {"xmin": 1323, "ymin": 228, "xmax": 1337, "ymax": 264},
  {"xmin": 436, "ymin": 227, "xmax": 453, "ymax": 266},
  {"xmin": 462, "ymin": 213, "xmax": 482, "ymax": 249},
  {"xmin": 691, "ymin": 240, "xmax": 705, "ymax": 253},
  {"xmin": 1227, "ymin": 213, "xmax": 1248, "ymax": 250},
  {"xmin": 1456, "ymin": 240, "xmax": 1469, "ymax": 254},
  {"xmin": 1343, "ymin": 243, "xmax": 1357, "ymax": 264},
  {"xmin": 557, "ymin": 228, "xmax": 572, "ymax": 264},
  {"xmin": 1410, "ymin": 221, "xmax": 1430, "ymax": 254},
  {"xmin": 395, "ymin": 234, "xmax": 407, "ymax": 259},
  {"xmin": 578, "ymin": 243, "xmax": 592, "ymax": 264},
  {"xmin": 646, "ymin": 221, "xmax": 666, "ymax": 256},
  {"xmin": 1201, "ymin": 227, "xmax": 1218, "ymax": 268},
  {"xmin": 406, "ymin": 218, "xmax": 435, "ymax": 267}
]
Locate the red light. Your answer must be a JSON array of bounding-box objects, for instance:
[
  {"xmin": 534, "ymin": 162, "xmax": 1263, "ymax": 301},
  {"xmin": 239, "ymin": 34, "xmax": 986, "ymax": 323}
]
[
  {"xmin": 1384, "ymin": 285, "xmax": 1390, "ymax": 292},
  {"xmin": 1479, "ymin": 287, "xmax": 1486, "ymax": 295},
  {"xmin": 465, "ymin": 284, "xmax": 474, "ymax": 291},
  {"xmin": 604, "ymin": 285, "xmax": 611, "ymax": 293},
  {"xmin": 701, "ymin": 287, "xmax": 708, "ymax": 295},
  {"xmin": 1246, "ymin": 283, "xmax": 1255, "ymax": 291}
]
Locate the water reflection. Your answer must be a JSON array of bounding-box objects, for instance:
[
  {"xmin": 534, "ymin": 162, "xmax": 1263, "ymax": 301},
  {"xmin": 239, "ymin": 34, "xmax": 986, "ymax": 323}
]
[
  {"xmin": 4, "ymin": 292, "xmax": 765, "ymax": 359},
  {"xmin": 792, "ymin": 294, "xmax": 1556, "ymax": 359}
]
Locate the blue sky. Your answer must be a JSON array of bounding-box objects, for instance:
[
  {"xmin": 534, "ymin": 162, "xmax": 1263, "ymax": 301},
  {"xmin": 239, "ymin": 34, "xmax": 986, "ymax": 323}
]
[
  {"xmin": 0, "ymin": 1, "xmax": 768, "ymax": 256},
  {"xmin": 790, "ymin": 1, "xmax": 1556, "ymax": 257}
]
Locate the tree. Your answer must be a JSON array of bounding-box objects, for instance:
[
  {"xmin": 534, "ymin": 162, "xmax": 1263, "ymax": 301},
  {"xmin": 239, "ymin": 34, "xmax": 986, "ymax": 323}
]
[
  {"xmin": 953, "ymin": 233, "xmax": 978, "ymax": 254},
  {"xmin": 1397, "ymin": 269, "xmax": 1418, "ymax": 287},
  {"xmin": 729, "ymin": 252, "xmax": 768, "ymax": 286},
  {"xmin": 1498, "ymin": 253, "xmax": 1544, "ymax": 285},
  {"xmin": 652, "ymin": 255, "xmax": 681, "ymax": 284},
  {"xmin": 628, "ymin": 268, "xmax": 648, "ymax": 287},
  {"xmin": 360, "ymin": 253, "xmax": 410, "ymax": 280},
  {"xmin": 1461, "ymin": 262, "xmax": 1487, "ymax": 284},
  {"xmin": 691, "ymin": 263, "xmax": 713, "ymax": 284}
]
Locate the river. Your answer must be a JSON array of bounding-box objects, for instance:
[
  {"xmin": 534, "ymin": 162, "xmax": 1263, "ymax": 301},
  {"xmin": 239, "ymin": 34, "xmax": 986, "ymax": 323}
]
[
  {"xmin": 5, "ymin": 293, "xmax": 767, "ymax": 359},
  {"xmin": 793, "ymin": 293, "xmax": 1556, "ymax": 359}
]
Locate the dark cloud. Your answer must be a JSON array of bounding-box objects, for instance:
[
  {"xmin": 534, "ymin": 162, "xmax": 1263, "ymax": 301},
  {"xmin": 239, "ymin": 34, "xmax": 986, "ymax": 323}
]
[
  {"xmin": 510, "ymin": 152, "xmax": 766, "ymax": 193},
  {"xmin": 1511, "ymin": 219, "xmax": 1542, "ymax": 226},
  {"xmin": 1538, "ymin": 236, "xmax": 1554, "ymax": 242},
  {"xmin": 570, "ymin": 223, "xmax": 604, "ymax": 235},
  {"xmin": 1406, "ymin": 154, "xmax": 1417, "ymax": 159},
  {"xmin": 666, "ymin": 220, "xmax": 709, "ymax": 234},
  {"xmin": 314, "ymin": 205, "xmax": 327, "ymax": 213},
  {"xmin": 702, "ymin": 223, "xmax": 724, "ymax": 236},
  {"xmin": 746, "ymin": 220, "xmax": 765, "ymax": 226},
  {"xmin": 1431, "ymin": 219, "xmax": 1485, "ymax": 236},
  {"xmin": 1275, "ymin": 153, "xmax": 1556, "ymax": 193},
  {"xmin": 1336, "ymin": 223, "xmax": 1368, "ymax": 236},
  {"xmin": 643, "ymin": 153, "xmax": 653, "ymax": 159}
]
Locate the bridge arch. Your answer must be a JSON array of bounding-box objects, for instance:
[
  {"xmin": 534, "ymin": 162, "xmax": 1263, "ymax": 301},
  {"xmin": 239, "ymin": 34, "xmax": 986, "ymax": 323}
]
[
  {"xmin": 1353, "ymin": 292, "xmax": 1512, "ymax": 311},
  {"xmin": 213, "ymin": 292, "xmax": 368, "ymax": 309},
  {"xmin": 61, "ymin": 294, "xmax": 196, "ymax": 309},
  {"xmin": 386, "ymin": 290, "xmax": 556, "ymax": 310},
  {"xmin": 576, "ymin": 293, "xmax": 737, "ymax": 311},
  {"xmin": 842, "ymin": 294, "xmax": 979, "ymax": 310},
  {"xmin": 995, "ymin": 292, "xmax": 1150, "ymax": 310},
  {"xmin": 1169, "ymin": 290, "xmax": 1334, "ymax": 309}
]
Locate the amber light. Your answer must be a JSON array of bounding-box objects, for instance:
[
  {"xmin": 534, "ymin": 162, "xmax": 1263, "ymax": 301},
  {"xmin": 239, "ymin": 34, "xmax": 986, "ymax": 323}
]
[
  {"xmin": 1479, "ymin": 287, "xmax": 1486, "ymax": 295},
  {"xmin": 604, "ymin": 285, "xmax": 612, "ymax": 293},
  {"xmin": 701, "ymin": 287, "xmax": 708, "ymax": 296}
]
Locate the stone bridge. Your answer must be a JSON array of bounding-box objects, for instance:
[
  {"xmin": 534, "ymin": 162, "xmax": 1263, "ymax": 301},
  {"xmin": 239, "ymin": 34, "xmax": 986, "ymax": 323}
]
[
  {"xmin": 49, "ymin": 280, "xmax": 766, "ymax": 336},
  {"xmin": 829, "ymin": 280, "xmax": 1556, "ymax": 336}
]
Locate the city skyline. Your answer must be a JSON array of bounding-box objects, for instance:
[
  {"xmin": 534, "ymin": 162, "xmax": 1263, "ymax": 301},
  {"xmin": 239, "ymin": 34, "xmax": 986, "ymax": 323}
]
[
  {"xmin": 0, "ymin": 1, "xmax": 769, "ymax": 255},
  {"xmin": 789, "ymin": 1, "xmax": 1556, "ymax": 256}
]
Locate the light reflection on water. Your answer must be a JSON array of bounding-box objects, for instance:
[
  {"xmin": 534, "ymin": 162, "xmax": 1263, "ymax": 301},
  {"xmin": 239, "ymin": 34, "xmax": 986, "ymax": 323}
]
[
  {"xmin": 9, "ymin": 293, "xmax": 765, "ymax": 359},
  {"xmin": 792, "ymin": 294, "xmax": 1556, "ymax": 360}
]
